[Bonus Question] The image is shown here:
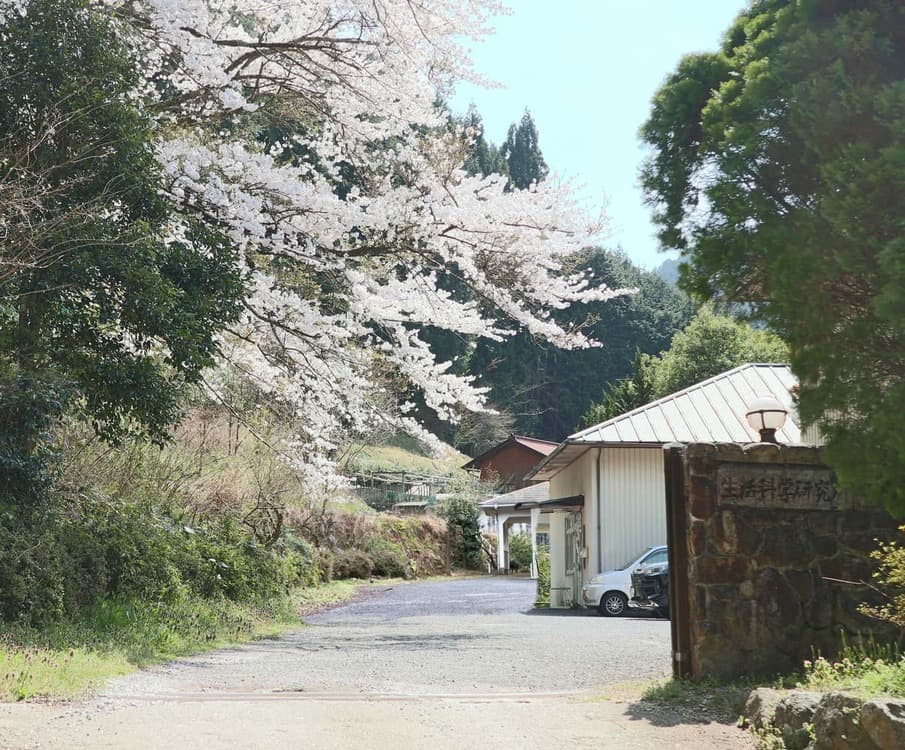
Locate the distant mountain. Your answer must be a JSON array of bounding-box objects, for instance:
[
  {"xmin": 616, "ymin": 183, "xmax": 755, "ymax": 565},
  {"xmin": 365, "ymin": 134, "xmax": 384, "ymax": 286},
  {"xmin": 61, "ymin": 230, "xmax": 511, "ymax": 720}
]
[{"xmin": 653, "ymin": 257, "xmax": 682, "ymax": 286}]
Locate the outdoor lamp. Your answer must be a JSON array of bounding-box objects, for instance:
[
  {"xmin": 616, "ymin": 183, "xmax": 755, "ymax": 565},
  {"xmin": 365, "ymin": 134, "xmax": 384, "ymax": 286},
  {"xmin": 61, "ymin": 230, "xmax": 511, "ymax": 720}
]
[{"xmin": 745, "ymin": 396, "xmax": 788, "ymax": 443}]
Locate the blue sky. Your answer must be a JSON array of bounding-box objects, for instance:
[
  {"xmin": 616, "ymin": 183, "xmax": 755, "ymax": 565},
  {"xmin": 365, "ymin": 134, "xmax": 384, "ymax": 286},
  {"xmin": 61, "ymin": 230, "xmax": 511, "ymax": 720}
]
[{"xmin": 452, "ymin": 1, "xmax": 747, "ymax": 269}]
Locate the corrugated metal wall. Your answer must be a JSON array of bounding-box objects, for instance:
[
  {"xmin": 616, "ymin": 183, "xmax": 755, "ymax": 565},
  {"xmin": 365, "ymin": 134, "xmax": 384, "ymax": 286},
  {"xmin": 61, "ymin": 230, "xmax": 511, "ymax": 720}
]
[{"xmin": 599, "ymin": 448, "xmax": 667, "ymax": 572}]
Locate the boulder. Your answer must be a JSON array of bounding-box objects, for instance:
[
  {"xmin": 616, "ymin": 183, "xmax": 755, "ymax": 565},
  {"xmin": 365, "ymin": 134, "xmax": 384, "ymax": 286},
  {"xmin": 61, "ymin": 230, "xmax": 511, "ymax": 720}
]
[
  {"xmin": 774, "ymin": 690, "xmax": 822, "ymax": 729},
  {"xmin": 773, "ymin": 691, "xmax": 822, "ymax": 750},
  {"xmin": 860, "ymin": 699, "xmax": 905, "ymax": 750},
  {"xmin": 810, "ymin": 692, "xmax": 875, "ymax": 750},
  {"xmin": 744, "ymin": 687, "xmax": 785, "ymax": 729}
]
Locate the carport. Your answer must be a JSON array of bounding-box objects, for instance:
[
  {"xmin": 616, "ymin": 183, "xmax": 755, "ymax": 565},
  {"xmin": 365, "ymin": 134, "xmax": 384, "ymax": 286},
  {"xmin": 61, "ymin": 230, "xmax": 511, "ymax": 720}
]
[{"xmin": 479, "ymin": 483, "xmax": 550, "ymax": 575}]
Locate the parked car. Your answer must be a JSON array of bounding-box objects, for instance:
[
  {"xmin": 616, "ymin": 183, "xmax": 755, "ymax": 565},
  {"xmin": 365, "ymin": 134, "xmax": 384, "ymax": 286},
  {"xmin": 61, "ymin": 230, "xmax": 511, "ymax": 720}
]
[
  {"xmin": 581, "ymin": 545, "xmax": 668, "ymax": 616},
  {"xmin": 630, "ymin": 561, "xmax": 670, "ymax": 618}
]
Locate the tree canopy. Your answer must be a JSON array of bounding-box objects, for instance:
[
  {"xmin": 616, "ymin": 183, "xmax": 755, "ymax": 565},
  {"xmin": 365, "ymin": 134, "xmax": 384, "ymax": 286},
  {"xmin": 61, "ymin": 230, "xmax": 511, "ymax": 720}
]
[
  {"xmin": 0, "ymin": 0, "xmax": 244, "ymax": 501},
  {"xmin": 501, "ymin": 110, "xmax": 548, "ymax": 191},
  {"xmin": 641, "ymin": 0, "xmax": 905, "ymax": 513},
  {"xmin": 1, "ymin": 0, "xmax": 637, "ymax": 496},
  {"xmin": 582, "ymin": 306, "xmax": 789, "ymax": 426},
  {"xmin": 472, "ymin": 249, "xmax": 695, "ymax": 440}
]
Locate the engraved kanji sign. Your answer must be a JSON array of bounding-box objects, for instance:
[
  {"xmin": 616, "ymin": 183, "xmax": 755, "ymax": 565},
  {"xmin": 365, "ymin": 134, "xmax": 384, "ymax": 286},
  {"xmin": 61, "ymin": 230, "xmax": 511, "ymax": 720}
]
[{"xmin": 716, "ymin": 464, "xmax": 851, "ymax": 510}]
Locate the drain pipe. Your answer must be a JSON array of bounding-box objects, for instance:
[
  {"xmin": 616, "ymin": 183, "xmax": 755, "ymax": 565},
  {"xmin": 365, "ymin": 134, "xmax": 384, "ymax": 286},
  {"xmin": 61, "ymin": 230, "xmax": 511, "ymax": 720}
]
[{"xmin": 596, "ymin": 447, "xmax": 603, "ymax": 573}]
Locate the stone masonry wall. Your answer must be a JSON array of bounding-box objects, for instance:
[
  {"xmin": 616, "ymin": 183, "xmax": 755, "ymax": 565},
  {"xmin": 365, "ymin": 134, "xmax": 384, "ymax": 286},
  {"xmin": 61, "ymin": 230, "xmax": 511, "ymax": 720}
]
[{"xmin": 680, "ymin": 443, "xmax": 904, "ymax": 679}]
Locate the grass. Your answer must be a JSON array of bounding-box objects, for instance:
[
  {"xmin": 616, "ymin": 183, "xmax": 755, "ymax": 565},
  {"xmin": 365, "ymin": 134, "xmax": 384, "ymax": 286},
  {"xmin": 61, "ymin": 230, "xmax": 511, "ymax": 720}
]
[
  {"xmin": 0, "ymin": 580, "xmax": 362, "ymax": 702},
  {"xmin": 344, "ymin": 442, "xmax": 469, "ymax": 475},
  {"xmin": 797, "ymin": 651, "xmax": 905, "ymax": 698}
]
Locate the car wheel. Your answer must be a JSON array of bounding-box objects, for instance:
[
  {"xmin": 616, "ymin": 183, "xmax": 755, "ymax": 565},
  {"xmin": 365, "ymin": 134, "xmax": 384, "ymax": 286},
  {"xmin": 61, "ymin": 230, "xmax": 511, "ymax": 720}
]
[{"xmin": 599, "ymin": 591, "xmax": 627, "ymax": 617}]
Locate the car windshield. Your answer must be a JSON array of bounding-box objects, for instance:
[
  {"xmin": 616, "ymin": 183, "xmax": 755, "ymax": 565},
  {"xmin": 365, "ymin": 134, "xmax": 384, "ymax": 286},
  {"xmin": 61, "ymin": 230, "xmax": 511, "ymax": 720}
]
[
  {"xmin": 641, "ymin": 549, "xmax": 668, "ymax": 566},
  {"xmin": 616, "ymin": 549, "xmax": 652, "ymax": 570},
  {"xmin": 616, "ymin": 547, "xmax": 666, "ymax": 570}
]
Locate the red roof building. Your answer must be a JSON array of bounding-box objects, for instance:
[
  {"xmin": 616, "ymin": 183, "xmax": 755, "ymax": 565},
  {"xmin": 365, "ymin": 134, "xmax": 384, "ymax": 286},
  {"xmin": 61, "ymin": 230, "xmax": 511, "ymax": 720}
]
[{"xmin": 462, "ymin": 435, "xmax": 558, "ymax": 491}]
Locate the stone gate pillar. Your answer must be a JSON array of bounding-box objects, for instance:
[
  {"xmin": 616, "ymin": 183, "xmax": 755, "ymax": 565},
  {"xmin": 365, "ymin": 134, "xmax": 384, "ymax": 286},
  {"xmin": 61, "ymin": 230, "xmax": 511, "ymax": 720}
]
[{"xmin": 667, "ymin": 443, "xmax": 903, "ymax": 680}]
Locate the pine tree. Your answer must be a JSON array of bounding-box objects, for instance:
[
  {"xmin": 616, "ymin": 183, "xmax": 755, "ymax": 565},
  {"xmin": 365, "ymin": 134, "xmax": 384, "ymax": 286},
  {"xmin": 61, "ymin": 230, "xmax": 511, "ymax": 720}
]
[
  {"xmin": 461, "ymin": 107, "xmax": 506, "ymax": 178},
  {"xmin": 501, "ymin": 110, "xmax": 548, "ymax": 191}
]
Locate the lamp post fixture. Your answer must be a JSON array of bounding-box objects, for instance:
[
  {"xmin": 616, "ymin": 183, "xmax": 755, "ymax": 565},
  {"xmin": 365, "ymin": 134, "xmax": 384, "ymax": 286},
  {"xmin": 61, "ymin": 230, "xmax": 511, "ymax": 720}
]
[{"xmin": 745, "ymin": 396, "xmax": 788, "ymax": 443}]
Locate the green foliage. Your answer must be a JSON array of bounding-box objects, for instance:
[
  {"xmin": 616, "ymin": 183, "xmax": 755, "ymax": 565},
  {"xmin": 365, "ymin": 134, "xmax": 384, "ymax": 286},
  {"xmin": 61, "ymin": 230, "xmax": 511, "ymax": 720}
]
[
  {"xmin": 798, "ymin": 649, "xmax": 905, "ymax": 699},
  {"xmin": 508, "ymin": 532, "xmax": 533, "ymax": 572},
  {"xmin": 284, "ymin": 534, "xmax": 324, "ymax": 588},
  {"xmin": 534, "ymin": 545, "xmax": 551, "ymax": 607},
  {"xmin": 332, "ymin": 549, "xmax": 374, "ymax": 580},
  {"xmin": 364, "ymin": 536, "xmax": 412, "ymax": 578},
  {"xmin": 501, "ymin": 110, "xmax": 548, "ymax": 190},
  {"xmin": 473, "ymin": 249, "xmax": 695, "ymax": 439},
  {"xmin": 0, "ymin": 376, "xmax": 68, "ymax": 503},
  {"xmin": 861, "ymin": 526, "xmax": 905, "ymax": 630},
  {"xmin": 461, "ymin": 107, "xmax": 507, "ymax": 178},
  {"xmin": 0, "ymin": 494, "xmax": 309, "ymax": 627},
  {"xmin": 646, "ymin": 305, "xmax": 788, "ymax": 397},
  {"xmin": 0, "ymin": 0, "xmax": 244, "ymax": 502},
  {"xmin": 641, "ymin": 0, "xmax": 905, "ymax": 514},
  {"xmin": 446, "ymin": 109, "xmax": 696, "ymax": 443},
  {"xmin": 582, "ymin": 352, "xmax": 655, "ymax": 426},
  {"xmin": 584, "ymin": 306, "xmax": 788, "ymax": 425},
  {"xmin": 440, "ymin": 496, "xmax": 485, "ymax": 570}
]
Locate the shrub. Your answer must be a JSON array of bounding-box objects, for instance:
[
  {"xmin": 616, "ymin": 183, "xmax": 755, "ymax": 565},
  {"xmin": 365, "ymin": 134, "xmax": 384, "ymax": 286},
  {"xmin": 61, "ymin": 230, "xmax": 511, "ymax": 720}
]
[
  {"xmin": 365, "ymin": 537, "xmax": 410, "ymax": 578},
  {"xmin": 0, "ymin": 521, "xmax": 66, "ymax": 625},
  {"xmin": 861, "ymin": 525, "xmax": 905, "ymax": 629},
  {"xmin": 440, "ymin": 496, "xmax": 484, "ymax": 570},
  {"xmin": 283, "ymin": 534, "xmax": 322, "ymax": 588},
  {"xmin": 508, "ymin": 532, "xmax": 533, "ymax": 572},
  {"xmin": 315, "ymin": 547, "xmax": 334, "ymax": 583},
  {"xmin": 0, "ymin": 491, "xmax": 311, "ymax": 626},
  {"xmin": 332, "ymin": 549, "xmax": 373, "ymax": 580},
  {"xmin": 535, "ymin": 545, "xmax": 550, "ymax": 607}
]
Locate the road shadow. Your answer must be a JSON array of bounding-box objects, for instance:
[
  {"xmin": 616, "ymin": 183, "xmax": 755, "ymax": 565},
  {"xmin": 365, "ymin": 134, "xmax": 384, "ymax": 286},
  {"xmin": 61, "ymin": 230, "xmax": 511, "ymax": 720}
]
[
  {"xmin": 621, "ymin": 683, "xmax": 753, "ymax": 729},
  {"xmin": 623, "ymin": 701, "xmax": 712, "ymax": 727}
]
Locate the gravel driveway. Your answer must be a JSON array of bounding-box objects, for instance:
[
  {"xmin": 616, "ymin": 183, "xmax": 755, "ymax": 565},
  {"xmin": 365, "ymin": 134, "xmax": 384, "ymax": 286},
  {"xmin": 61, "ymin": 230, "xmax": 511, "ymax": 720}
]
[{"xmin": 1, "ymin": 577, "xmax": 752, "ymax": 749}]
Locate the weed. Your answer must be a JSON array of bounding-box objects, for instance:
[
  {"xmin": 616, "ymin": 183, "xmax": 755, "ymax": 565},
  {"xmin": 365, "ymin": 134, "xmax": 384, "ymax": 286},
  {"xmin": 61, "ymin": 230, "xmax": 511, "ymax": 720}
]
[{"xmin": 798, "ymin": 651, "xmax": 905, "ymax": 698}]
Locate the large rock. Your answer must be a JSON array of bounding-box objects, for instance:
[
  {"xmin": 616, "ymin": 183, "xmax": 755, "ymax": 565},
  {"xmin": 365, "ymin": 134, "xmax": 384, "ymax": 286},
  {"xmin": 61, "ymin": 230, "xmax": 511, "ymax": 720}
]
[
  {"xmin": 744, "ymin": 687, "xmax": 784, "ymax": 729},
  {"xmin": 773, "ymin": 691, "xmax": 822, "ymax": 749},
  {"xmin": 774, "ymin": 690, "xmax": 822, "ymax": 729},
  {"xmin": 810, "ymin": 692, "xmax": 875, "ymax": 750},
  {"xmin": 860, "ymin": 699, "xmax": 905, "ymax": 750}
]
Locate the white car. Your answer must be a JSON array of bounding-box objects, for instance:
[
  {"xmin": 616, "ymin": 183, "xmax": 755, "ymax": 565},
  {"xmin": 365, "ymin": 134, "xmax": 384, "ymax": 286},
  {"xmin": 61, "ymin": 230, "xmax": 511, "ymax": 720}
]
[{"xmin": 581, "ymin": 545, "xmax": 668, "ymax": 616}]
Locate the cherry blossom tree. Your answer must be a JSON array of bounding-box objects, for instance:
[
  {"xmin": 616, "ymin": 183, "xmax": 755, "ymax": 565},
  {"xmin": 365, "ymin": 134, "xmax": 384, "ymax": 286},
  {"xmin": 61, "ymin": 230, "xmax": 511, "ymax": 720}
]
[{"xmin": 5, "ymin": 0, "xmax": 630, "ymax": 489}]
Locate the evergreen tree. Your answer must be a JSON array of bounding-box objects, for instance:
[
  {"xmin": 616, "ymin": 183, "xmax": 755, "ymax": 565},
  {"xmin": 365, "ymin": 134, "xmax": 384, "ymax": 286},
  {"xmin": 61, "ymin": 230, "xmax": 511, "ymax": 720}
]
[
  {"xmin": 581, "ymin": 352, "xmax": 655, "ymax": 427},
  {"xmin": 0, "ymin": 0, "xmax": 244, "ymax": 500},
  {"xmin": 641, "ymin": 0, "xmax": 905, "ymax": 512},
  {"xmin": 461, "ymin": 107, "xmax": 506, "ymax": 178},
  {"xmin": 501, "ymin": 110, "xmax": 548, "ymax": 190},
  {"xmin": 583, "ymin": 306, "xmax": 789, "ymax": 428},
  {"xmin": 471, "ymin": 249, "xmax": 695, "ymax": 440}
]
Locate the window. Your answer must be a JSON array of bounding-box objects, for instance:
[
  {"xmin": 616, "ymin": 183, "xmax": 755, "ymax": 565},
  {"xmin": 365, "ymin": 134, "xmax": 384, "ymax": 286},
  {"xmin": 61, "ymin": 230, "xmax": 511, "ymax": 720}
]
[{"xmin": 641, "ymin": 549, "xmax": 668, "ymax": 566}]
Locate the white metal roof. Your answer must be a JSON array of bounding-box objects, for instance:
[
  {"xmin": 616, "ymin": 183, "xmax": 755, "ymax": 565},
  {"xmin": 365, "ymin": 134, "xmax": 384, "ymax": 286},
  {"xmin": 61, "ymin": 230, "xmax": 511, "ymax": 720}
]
[
  {"xmin": 571, "ymin": 363, "xmax": 800, "ymax": 444},
  {"xmin": 530, "ymin": 364, "xmax": 811, "ymax": 481}
]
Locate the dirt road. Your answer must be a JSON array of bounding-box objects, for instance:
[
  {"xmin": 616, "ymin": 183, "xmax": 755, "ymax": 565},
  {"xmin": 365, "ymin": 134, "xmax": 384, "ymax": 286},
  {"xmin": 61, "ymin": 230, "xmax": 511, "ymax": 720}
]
[{"xmin": 1, "ymin": 578, "xmax": 753, "ymax": 749}]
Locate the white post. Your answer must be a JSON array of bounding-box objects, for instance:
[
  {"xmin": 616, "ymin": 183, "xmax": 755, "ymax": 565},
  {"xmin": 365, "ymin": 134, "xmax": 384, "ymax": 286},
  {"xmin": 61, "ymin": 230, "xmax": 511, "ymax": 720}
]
[
  {"xmin": 530, "ymin": 507, "xmax": 540, "ymax": 579},
  {"xmin": 496, "ymin": 513, "xmax": 510, "ymax": 573}
]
